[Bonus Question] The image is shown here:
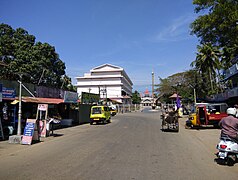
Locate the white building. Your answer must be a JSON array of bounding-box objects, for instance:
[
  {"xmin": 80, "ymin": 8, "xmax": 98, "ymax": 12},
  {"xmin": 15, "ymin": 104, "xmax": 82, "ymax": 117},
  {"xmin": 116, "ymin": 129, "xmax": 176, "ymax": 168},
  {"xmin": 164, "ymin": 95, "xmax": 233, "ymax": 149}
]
[
  {"xmin": 141, "ymin": 88, "xmax": 153, "ymax": 106},
  {"xmin": 75, "ymin": 64, "xmax": 133, "ymax": 104}
]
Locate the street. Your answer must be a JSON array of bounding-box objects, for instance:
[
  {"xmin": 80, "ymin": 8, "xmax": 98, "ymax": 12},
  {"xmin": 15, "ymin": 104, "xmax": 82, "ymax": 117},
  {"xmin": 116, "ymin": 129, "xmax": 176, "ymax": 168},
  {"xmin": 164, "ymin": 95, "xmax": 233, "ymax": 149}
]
[{"xmin": 0, "ymin": 108, "xmax": 238, "ymax": 180}]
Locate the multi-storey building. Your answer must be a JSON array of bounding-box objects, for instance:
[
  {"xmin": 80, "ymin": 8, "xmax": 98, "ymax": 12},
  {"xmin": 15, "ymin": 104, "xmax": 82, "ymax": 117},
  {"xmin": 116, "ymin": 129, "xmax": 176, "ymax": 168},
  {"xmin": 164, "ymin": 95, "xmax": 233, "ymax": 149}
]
[
  {"xmin": 75, "ymin": 64, "xmax": 133, "ymax": 104},
  {"xmin": 211, "ymin": 56, "xmax": 238, "ymax": 104}
]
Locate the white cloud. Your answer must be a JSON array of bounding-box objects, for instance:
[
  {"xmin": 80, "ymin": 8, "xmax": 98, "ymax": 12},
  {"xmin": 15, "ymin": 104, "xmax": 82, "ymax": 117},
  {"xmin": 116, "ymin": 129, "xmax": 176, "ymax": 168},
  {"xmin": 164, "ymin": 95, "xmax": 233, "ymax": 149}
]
[{"xmin": 152, "ymin": 14, "xmax": 197, "ymax": 42}]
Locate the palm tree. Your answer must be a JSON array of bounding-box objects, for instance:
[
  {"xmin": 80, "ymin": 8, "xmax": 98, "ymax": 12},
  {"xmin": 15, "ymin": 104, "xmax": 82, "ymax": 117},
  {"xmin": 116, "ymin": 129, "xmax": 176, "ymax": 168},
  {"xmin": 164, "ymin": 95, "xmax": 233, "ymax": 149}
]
[{"xmin": 190, "ymin": 43, "xmax": 221, "ymax": 94}]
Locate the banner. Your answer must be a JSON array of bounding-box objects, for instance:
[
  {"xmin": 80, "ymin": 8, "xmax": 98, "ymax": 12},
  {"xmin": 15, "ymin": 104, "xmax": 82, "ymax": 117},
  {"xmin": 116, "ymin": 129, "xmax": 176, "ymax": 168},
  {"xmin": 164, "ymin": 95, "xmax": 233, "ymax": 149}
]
[
  {"xmin": 176, "ymin": 94, "xmax": 181, "ymax": 109},
  {"xmin": 39, "ymin": 120, "xmax": 47, "ymax": 138},
  {"xmin": 81, "ymin": 92, "xmax": 100, "ymax": 104}
]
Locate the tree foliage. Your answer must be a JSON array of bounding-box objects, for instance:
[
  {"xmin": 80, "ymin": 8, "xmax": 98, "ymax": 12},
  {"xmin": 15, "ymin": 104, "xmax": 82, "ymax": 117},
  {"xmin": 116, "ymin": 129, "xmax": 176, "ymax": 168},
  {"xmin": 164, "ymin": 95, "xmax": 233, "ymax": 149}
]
[
  {"xmin": 190, "ymin": 43, "xmax": 222, "ymax": 94},
  {"xmin": 191, "ymin": 0, "xmax": 238, "ymax": 51},
  {"xmin": 0, "ymin": 23, "xmax": 72, "ymax": 90},
  {"xmin": 190, "ymin": 0, "xmax": 238, "ymax": 98},
  {"xmin": 132, "ymin": 90, "xmax": 141, "ymax": 104},
  {"xmin": 191, "ymin": 0, "xmax": 238, "ymax": 67},
  {"xmin": 156, "ymin": 70, "xmax": 204, "ymax": 103}
]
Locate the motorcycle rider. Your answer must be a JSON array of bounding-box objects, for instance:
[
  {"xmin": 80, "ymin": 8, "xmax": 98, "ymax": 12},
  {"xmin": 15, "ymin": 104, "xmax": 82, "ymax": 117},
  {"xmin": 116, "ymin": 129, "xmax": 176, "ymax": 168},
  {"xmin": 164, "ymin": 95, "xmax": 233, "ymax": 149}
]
[
  {"xmin": 234, "ymin": 104, "xmax": 238, "ymax": 117},
  {"xmin": 219, "ymin": 107, "xmax": 238, "ymax": 142}
]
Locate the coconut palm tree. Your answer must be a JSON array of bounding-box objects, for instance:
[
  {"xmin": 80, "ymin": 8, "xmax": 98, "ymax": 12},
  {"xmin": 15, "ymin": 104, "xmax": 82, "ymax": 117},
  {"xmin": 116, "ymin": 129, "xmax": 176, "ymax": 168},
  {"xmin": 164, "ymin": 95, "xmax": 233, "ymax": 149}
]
[{"xmin": 191, "ymin": 43, "xmax": 221, "ymax": 94}]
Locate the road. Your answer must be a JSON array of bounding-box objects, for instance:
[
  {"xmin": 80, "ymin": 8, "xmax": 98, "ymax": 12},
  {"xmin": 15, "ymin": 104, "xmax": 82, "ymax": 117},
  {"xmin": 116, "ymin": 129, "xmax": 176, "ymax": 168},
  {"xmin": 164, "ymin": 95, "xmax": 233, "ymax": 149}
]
[{"xmin": 0, "ymin": 108, "xmax": 238, "ymax": 180}]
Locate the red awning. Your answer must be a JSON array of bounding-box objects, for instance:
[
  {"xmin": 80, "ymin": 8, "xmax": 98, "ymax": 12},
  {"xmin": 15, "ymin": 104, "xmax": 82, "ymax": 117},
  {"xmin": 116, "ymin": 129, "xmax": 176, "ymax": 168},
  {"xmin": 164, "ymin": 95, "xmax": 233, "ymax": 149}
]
[{"xmin": 22, "ymin": 97, "xmax": 64, "ymax": 104}]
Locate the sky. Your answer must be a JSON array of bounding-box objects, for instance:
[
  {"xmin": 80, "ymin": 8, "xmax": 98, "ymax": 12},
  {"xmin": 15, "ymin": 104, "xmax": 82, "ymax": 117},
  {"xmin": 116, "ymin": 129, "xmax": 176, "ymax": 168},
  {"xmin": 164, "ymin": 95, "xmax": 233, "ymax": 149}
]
[{"xmin": 1, "ymin": 0, "xmax": 200, "ymax": 93}]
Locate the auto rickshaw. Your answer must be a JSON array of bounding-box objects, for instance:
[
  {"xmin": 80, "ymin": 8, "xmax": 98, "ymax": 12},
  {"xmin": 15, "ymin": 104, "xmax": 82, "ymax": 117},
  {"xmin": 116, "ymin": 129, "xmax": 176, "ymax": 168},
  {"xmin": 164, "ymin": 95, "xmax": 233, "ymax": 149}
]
[{"xmin": 186, "ymin": 103, "xmax": 228, "ymax": 128}]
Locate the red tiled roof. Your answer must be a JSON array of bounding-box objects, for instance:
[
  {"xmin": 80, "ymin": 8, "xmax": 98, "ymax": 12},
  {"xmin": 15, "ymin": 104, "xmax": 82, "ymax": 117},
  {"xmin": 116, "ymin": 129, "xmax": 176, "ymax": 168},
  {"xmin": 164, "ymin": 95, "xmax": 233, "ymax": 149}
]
[{"xmin": 144, "ymin": 88, "xmax": 149, "ymax": 94}]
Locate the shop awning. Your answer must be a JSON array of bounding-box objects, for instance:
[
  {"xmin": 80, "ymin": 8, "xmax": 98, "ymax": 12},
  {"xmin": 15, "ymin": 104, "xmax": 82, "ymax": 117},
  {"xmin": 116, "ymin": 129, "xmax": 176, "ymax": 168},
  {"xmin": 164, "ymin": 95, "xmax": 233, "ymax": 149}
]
[
  {"xmin": 22, "ymin": 97, "xmax": 64, "ymax": 104},
  {"xmin": 108, "ymin": 98, "xmax": 122, "ymax": 104}
]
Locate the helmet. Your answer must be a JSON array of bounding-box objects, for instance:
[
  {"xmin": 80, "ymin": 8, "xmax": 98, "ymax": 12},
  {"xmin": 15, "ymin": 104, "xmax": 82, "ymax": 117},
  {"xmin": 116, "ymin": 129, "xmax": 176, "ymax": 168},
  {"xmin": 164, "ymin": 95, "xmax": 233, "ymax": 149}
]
[{"xmin": 226, "ymin": 107, "xmax": 237, "ymax": 116}]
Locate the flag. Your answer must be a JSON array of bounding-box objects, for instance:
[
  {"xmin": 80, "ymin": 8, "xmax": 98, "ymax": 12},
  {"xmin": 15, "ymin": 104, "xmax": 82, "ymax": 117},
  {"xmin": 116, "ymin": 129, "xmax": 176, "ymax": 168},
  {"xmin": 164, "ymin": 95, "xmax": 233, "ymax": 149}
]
[{"xmin": 176, "ymin": 94, "xmax": 181, "ymax": 109}]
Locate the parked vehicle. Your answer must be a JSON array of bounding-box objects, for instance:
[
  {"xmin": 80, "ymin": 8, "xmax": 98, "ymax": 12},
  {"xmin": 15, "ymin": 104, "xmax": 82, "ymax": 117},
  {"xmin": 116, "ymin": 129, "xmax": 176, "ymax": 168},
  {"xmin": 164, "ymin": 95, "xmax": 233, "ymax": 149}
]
[
  {"xmin": 109, "ymin": 107, "xmax": 117, "ymax": 116},
  {"xmin": 186, "ymin": 103, "xmax": 228, "ymax": 128},
  {"xmin": 216, "ymin": 135, "xmax": 238, "ymax": 166},
  {"xmin": 90, "ymin": 105, "xmax": 111, "ymax": 125}
]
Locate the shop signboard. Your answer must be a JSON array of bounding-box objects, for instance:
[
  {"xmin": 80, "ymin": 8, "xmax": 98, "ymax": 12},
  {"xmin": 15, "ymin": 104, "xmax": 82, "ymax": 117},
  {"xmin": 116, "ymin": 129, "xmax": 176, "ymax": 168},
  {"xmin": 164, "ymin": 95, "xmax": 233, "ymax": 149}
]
[
  {"xmin": 0, "ymin": 83, "xmax": 2, "ymax": 102},
  {"xmin": 64, "ymin": 91, "xmax": 78, "ymax": 103},
  {"xmin": 22, "ymin": 119, "xmax": 37, "ymax": 145},
  {"xmin": 37, "ymin": 104, "xmax": 48, "ymax": 111},
  {"xmin": 2, "ymin": 87, "xmax": 16, "ymax": 98},
  {"xmin": 81, "ymin": 92, "xmax": 100, "ymax": 104}
]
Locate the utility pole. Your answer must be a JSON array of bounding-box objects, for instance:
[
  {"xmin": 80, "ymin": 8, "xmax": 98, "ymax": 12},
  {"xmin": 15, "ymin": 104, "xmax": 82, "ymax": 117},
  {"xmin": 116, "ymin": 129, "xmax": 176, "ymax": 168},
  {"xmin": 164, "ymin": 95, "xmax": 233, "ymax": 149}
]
[
  {"xmin": 17, "ymin": 75, "xmax": 22, "ymax": 136},
  {"xmin": 194, "ymin": 88, "xmax": 197, "ymax": 104},
  {"xmin": 9, "ymin": 74, "xmax": 23, "ymax": 143},
  {"xmin": 152, "ymin": 71, "xmax": 156, "ymax": 109},
  {"xmin": 152, "ymin": 71, "xmax": 155, "ymax": 108},
  {"xmin": 152, "ymin": 71, "xmax": 154, "ymax": 99}
]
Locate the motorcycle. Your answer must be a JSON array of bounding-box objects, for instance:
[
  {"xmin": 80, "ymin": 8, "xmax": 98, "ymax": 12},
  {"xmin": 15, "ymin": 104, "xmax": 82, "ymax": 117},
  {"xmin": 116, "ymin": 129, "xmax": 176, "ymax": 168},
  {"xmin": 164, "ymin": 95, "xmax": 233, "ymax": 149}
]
[{"xmin": 216, "ymin": 135, "xmax": 238, "ymax": 166}]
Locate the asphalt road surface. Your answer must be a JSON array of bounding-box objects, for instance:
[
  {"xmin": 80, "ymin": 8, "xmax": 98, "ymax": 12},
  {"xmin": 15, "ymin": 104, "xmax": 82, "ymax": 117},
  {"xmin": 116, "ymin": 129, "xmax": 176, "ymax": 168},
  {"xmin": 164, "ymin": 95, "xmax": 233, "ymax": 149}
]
[{"xmin": 0, "ymin": 108, "xmax": 238, "ymax": 180}]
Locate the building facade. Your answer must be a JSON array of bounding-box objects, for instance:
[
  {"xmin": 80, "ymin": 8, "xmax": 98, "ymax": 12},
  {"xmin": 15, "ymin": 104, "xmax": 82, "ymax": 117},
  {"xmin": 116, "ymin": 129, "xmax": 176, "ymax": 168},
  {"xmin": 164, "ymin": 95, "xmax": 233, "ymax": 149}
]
[
  {"xmin": 210, "ymin": 56, "xmax": 238, "ymax": 104},
  {"xmin": 75, "ymin": 64, "xmax": 133, "ymax": 104},
  {"xmin": 140, "ymin": 88, "xmax": 153, "ymax": 106}
]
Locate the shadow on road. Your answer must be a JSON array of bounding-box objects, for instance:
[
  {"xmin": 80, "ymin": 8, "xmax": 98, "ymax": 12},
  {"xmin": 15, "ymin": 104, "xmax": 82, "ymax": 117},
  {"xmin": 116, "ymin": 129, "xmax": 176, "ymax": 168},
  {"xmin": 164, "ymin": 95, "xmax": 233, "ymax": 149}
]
[
  {"xmin": 214, "ymin": 157, "xmax": 238, "ymax": 167},
  {"xmin": 160, "ymin": 129, "xmax": 179, "ymax": 133},
  {"xmin": 50, "ymin": 133, "xmax": 64, "ymax": 137},
  {"xmin": 186, "ymin": 126, "xmax": 220, "ymax": 131}
]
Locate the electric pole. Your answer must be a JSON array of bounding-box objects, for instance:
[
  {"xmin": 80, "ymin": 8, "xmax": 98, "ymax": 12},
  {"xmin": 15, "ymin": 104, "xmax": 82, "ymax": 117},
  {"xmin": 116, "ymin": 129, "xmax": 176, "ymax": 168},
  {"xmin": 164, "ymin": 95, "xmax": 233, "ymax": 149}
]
[{"xmin": 152, "ymin": 71, "xmax": 155, "ymax": 108}]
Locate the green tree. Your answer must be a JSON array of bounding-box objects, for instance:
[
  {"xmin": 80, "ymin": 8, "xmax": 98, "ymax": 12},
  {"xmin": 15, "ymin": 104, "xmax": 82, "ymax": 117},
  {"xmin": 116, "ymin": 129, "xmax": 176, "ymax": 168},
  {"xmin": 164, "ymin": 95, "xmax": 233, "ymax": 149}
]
[
  {"xmin": 190, "ymin": 43, "xmax": 221, "ymax": 94},
  {"xmin": 132, "ymin": 90, "xmax": 141, "ymax": 104},
  {"xmin": 61, "ymin": 75, "xmax": 76, "ymax": 91},
  {"xmin": 191, "ymin": 0, "xmax": 238, "ymax": 60},
  {"xmin": 156, "ymin": 70, "xmax": 204, "ymax": 103},
  {"xmin": 191, "ymin": 0, "xmax": 238, "ymax": 47},
  {"xmin": 0, "ymin": 23, "xmax": 68, "ymax": 89}
]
